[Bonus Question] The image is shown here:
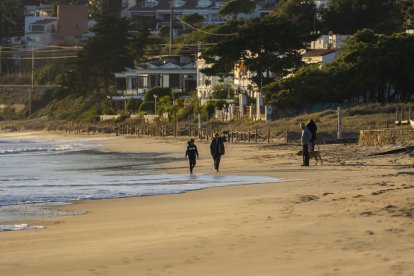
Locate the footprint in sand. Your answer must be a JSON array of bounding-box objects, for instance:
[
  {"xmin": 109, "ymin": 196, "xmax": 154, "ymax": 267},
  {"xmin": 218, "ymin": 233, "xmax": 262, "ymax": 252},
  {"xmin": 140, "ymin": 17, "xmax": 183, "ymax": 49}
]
[
  {"xmin": 360, "ymin": 211, "xmax": 375, "ymax": 217},
  {"xmin": 297, "ymin": 195, "xmax": 319, "ymax": 203}
]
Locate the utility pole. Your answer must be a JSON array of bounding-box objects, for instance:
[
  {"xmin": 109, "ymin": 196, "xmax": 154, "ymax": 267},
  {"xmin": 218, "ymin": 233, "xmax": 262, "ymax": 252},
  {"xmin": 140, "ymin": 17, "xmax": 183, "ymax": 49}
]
[
  {"xmin": 30, "ymin": 43, "xmax": 34, "ymax": 119},
  {"xmin": 169, "ymin": 0, "xmax": 174, "ymax": 55},
  {"xmin": 0, "ymin": 46, "xmax": 2, "ymax": 75}
]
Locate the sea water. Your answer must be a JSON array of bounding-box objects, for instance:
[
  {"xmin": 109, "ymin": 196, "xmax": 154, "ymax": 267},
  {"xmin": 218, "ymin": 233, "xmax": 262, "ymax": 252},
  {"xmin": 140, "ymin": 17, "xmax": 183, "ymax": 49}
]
[{"xmin": 0, "ymin": 136, "xmax": 282, "ymax": 231}]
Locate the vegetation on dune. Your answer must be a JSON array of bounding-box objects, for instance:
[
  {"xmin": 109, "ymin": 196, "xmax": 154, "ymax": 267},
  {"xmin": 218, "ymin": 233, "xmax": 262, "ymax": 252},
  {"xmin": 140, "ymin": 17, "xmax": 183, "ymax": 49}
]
[{"xmin": 264, "ymin": 30, "xmax": 414, "ymax": 112}]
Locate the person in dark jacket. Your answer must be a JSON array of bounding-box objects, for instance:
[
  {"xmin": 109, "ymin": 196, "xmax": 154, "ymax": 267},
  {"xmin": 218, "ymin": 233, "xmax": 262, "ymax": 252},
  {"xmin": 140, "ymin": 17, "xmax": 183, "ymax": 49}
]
[
  {"xmin": 300, "ymin": 122, "xmax": 312, "ymax": 166},
  {"xmin": 306, "ymin": 119, "xmax": 317, "ymax": 152},
  {"xmin": 185, "ymin": 138, "xmax": 199, "ymax": 174},
  {"xmin": 210, "ymin": 132, "xmax": 225, "ymax": 172}
]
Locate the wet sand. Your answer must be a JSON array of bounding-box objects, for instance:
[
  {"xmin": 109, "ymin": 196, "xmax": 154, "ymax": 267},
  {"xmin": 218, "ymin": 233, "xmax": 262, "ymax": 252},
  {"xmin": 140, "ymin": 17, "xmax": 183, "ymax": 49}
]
[{"xmin": 0, "ymin": 133, "xmax": 414, "ymax": 275}]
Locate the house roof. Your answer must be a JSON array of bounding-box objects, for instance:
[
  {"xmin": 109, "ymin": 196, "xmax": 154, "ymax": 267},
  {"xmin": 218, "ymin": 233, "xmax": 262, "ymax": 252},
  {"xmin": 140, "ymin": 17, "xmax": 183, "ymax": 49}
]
[
  {"xmin": 31, "ymin": 18, "xmax": 57, "ymax": 25},
  {"xmin": 24, "ymin": 0, "xmax": 43, "ymax": 5},
  {"xmin": 135, "ymin": 61, "xmax": 196, "ymax": 70},
  {"xmin": 302, "ymin": 49, "xmax": 338, "ymax": 57},
  {"xmin": 129, "ymin": 0, "xmax": 275, "ymax": 12}
]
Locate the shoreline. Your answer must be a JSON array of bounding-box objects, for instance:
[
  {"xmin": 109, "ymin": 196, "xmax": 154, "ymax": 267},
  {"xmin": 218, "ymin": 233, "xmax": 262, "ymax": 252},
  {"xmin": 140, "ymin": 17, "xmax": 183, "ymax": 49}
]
[
  {"xmin": 1, "ymin": 132, "xmax": 414, "ymax": 275},
  {"xmin": 0, "ymin": 132, "xmax": 287, "ymax": 225}
]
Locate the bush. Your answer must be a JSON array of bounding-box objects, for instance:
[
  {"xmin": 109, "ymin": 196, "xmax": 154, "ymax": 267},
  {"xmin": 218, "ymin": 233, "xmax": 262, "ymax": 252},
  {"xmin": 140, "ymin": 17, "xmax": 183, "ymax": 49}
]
[
  {"xmin": 139, "ymin": 101, "xmax": 155, "ymax": 113},
  {"xmin": 201, "ymin": 101, "xmax": 215, "ymax": 119},
  {"xmin": 214, "ymin": 100, "xmax": 227, "ymax": 109},
  {"xmin": 126, "ymin": 99, "xmax": 139, "ymax": 112},
  {"xmin": 144, "ymin": 87, "xmax": 172, "ymax": 101},
  {"xmin": 211, "ymin": 83, "xmax": 233, "ymax": 99}
]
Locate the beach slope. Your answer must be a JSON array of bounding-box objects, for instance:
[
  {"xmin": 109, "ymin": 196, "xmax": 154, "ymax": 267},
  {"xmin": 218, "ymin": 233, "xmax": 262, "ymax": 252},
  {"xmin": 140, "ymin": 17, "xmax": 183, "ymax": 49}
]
[{"xmin": 0, "ymin": 135, "xmax": 413, "ymax": 275}]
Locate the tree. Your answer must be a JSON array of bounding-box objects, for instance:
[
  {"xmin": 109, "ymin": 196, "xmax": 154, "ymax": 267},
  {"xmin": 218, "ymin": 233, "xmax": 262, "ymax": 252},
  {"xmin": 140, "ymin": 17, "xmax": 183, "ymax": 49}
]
[
  {"xmin": 265, "ymin": 29, "xmax": 414, "ymax": 110},
  {"xmin": 182, "ymin": 13, "xmax": 205, "ymax": 28},
  {"xmin": 63, "ymin": 15, "xmax": 133, "ymax": 97},
  {"xmin": 0, "ymin": 0, "xmax": 24, "ymax": 39},
  {"xmin": 274, "ymin": 0, "xmax": 319, "ymax": 32},
  {"xmin": 88, "ymin": 0, "xmax": 122, "ymax": 18},
  {"xmin": 321, "ymin": 0, "xmax": 405, "ymax": 34},
  {"xmin": 218, "ymin": 0, "xmax": 257, "ymax": 20},
  {"xmin": 129, "ymin": 23, "xmax": 164, "ymax": 64},
  {"xmin": 201, "ymin": 10, "xmax": 318, "ymax": 89},
  {"xmin": 143, "ymin": 87, "xmax": 172, "ymax": 102}
]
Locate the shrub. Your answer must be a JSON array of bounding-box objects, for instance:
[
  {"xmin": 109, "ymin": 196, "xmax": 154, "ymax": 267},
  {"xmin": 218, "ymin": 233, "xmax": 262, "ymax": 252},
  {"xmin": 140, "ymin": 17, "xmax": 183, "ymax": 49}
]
[
  {"xmin": 144, "ymin": 87, "xmax": 172, "ymax": 101},
  {"xmin": 139, "ymin": 101, "xmax": 155, "ymax": 113},
  {"xmin": 201, "ymin": 101, "xmax": 215, "ymax": 119},
  {"xmin": 211, "ymin": 83, "xmax": 233, "ymax": 99}
]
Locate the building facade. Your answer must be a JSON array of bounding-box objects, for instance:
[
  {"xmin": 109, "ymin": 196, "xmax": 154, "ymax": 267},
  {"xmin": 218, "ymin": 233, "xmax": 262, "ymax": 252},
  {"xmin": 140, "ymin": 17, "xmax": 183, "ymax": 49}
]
[
  {"xmin": 302, "ymin": 49, "xmax": 338, "ymax": 66},
  {"xmin": 57, "ymin": 5, "xmax": 89, "ymax": 38},
  {"xmin": 126, "ymin": 0, "xmax": 277, "ymax": 34},
  {"xmin": 24, "ymin": 4, "xmax": 89, "ymax": 46},
  {"xmin": 114, "ymin": 56, "xmax": 197, "ymax": 99},
  {"xmin": 310, "ymin": 33, "xmax": 350, "ymax": 50}
]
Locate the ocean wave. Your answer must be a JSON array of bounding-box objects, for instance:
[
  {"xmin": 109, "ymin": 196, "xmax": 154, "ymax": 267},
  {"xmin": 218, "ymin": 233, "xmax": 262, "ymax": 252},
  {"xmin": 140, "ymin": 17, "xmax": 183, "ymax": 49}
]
[
  {"xmin": 0, "ymin": 146, "xmax": 80, "ymax": 155},
  {"xmin": 0, "ymin": 224, "xmax": 46, "ymax": 232}
]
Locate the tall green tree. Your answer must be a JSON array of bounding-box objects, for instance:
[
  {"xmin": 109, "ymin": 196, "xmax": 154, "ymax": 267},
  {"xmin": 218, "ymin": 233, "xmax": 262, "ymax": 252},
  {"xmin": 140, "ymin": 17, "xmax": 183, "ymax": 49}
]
[
  {"xmin": 201, "ymin": 7, "xmax": 318, "ymax": 89},
  {"xmin": 63, "ymin": 15, "xmax": 133, "ymax": 97},
  {"xmin": 321, "ymin": 0, "xmax": 405, "ymax": 34},
  {"xmin": 275, "ymin": 0, "xmax": 319, "ymax": 32},
  {"xmin": 0, "ymin": 0, "xmax": 23, "ymax": 39},
  {"xmin": 129, "ymin": 23, "xmax": 164, "ymax": 63},
  {"xmin": 266, "ymin": 29, "xmax": 414, "ymax": 110},
  {"xmin": 88, "ymin": 0, "xmax": 122, "ymax": 18},
  {"xmin": 218, "ymin": 0, "xmax": 257, "ymax": 20},
  {"xmin": 182, "ymin": 13, "xmax": 205, "ymax": 28}
]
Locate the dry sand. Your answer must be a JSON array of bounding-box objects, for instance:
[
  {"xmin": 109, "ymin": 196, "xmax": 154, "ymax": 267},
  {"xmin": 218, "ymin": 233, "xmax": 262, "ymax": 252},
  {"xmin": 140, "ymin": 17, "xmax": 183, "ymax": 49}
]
[{"xmin": 1, "ymin": 133, "xmax": 414, "ymax": 275}]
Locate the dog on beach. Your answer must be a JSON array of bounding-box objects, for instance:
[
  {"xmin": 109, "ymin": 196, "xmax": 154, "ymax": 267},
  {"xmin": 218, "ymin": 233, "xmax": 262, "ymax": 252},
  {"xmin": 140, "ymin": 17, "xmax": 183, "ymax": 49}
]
[{"xmin": 297, "ymin": 150, "xmax": 323, "ymax": 165}]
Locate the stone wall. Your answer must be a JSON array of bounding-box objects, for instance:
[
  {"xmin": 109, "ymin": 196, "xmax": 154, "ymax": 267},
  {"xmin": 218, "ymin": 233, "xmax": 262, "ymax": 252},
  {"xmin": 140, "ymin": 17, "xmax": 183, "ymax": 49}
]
[{"xmin": 359, "ymin": 130, "xmax": 414, "ymax": 146}]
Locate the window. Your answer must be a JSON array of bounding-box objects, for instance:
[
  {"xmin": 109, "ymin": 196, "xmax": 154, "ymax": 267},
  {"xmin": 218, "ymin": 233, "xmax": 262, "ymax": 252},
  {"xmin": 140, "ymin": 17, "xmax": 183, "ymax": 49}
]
[
  {"xmin": 197, "ymin": 0, "xmax": 211, "ymax": 7},
  {"xmin": 142, "ymin": 0, "xmax": 159, "ymax": 7},
  {"xmin": 31, "ymin": 25, "xmax": 45, "ymax": 32},
  {"xmin": 215, "ymin": 2, "xmax": 226, "ymax": 8},
  {"xmin": 173, "ymin": 0, "xmax": 186, "ymax": 8}
]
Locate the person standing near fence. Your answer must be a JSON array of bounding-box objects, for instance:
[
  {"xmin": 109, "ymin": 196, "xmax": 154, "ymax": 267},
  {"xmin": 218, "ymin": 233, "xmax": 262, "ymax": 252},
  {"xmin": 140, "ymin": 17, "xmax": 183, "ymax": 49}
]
[
  {"xmin": 210, "ymin": 132, "xmax": 225, "ymax": 172},
  {"xmin": 185, "ymin": 138, "xmax": 199, "ymax": 174},
  {"xmin": 306, "ymin": 119, "xmax": 317, "ymax": 152},
  {"xmin": 300, "ymin": 122, "xmax": 312, "ymax": 166}
]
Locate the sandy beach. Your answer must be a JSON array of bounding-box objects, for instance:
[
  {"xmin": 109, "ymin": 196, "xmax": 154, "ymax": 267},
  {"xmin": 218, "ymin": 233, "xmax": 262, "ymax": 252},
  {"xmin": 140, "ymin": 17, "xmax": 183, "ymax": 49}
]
[{"xmin": 1, "ymin": 133, "xmax": 414, "ymax": 275}]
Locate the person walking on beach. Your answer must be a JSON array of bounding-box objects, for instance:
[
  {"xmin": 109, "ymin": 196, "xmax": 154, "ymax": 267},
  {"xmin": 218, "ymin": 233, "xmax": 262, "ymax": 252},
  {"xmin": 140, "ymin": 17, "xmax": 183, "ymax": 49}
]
[
  {"xmin": 300, "ymin": 122, "xmax": 312, "ymax": 166},
  {"xmin": 210, "ymin": 132, "xmax": 225, "ymax": 172},
  {"xmin": 306, "ymin": 119, "xmax": 317, "ymax": 152},
  {"xmin": 185, "ymin": 138, "xmax": 199, "ymax": 174}
]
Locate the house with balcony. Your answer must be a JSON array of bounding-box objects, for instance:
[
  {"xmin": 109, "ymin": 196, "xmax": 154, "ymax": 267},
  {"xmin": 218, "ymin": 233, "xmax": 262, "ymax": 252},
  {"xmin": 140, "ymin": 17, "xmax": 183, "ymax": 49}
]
[
  {"xmin": 114, "ymin": 55, "xmax": 197, "ymax": 100},
  {"xmin": 196, "ymin": 54, "xmax": 233, "ymax": 99},
  {"xmin": 126, "ymin": 0, "xmax": 276, "ymax": 34}
]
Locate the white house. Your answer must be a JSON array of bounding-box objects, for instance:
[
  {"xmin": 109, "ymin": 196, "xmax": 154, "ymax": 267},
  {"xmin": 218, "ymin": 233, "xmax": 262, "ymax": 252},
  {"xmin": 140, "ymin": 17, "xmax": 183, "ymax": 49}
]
[
  {"xmin": 310, "ymin": 33, "xmax": 350, "ymax": 50},
  {"xmin": 196, "ymin": 54, "xmax": 233, "ymax": 99},
  {"xmin": 25, "ymin": 17, "xmax": 58, "ymax": 45},
  {"xmin": 114, "ymin": 55, "xmax": 197, "ymax": 99},
  {"xmin": 302, "ymin": 49, "xmax": 338, "ymax": 66}
]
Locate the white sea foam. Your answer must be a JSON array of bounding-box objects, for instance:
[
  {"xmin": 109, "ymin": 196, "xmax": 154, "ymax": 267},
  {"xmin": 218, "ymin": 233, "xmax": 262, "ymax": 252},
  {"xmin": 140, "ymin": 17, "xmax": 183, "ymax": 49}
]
[
  {"xmin": 0, "ymin": 137, "xmax": 91, "ymax": 155},
  {"xmin": 0, "ymin": 224, "xmax": 45, "ymax": 232}
]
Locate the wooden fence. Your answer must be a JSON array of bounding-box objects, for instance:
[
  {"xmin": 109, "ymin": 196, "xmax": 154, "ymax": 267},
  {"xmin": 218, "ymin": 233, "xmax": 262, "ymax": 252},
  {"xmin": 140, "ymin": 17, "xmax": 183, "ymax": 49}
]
[{"xmin": 0, "ymin": 120, "xmax": 291, "ymax": 144}]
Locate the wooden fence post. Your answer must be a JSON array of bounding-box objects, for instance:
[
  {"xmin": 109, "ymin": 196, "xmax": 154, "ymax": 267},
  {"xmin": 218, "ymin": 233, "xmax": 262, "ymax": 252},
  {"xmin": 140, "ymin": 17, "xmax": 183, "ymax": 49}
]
[
  {"xmin": 267, "ymin": 128, "xmax": 270, "ymax": 143},
  {"xmin": 255, "ymin": 129, "xmax": 258, "ymax": 143}
]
